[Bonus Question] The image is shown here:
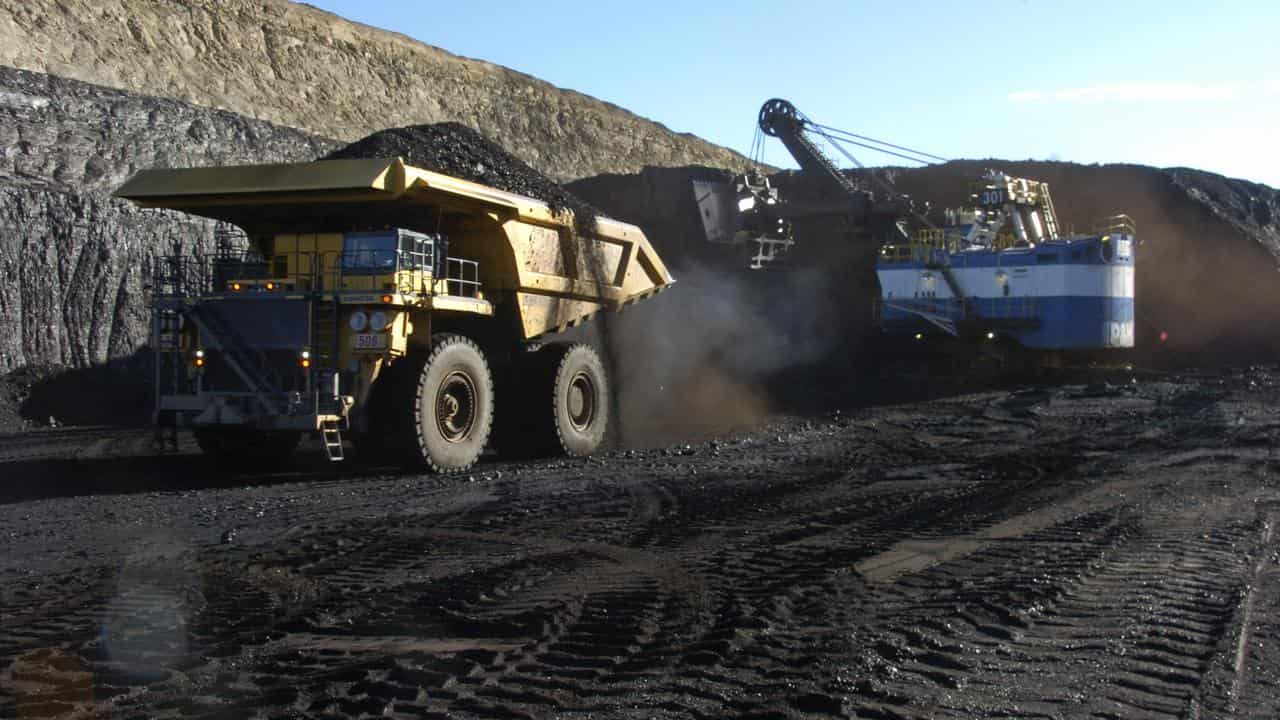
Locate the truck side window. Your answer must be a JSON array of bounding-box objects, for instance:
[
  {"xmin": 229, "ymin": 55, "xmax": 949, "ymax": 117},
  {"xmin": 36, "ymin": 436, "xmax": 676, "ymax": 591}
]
[
  {"xmin": 417, "ymin": 237, "xmax": 430, "ymax": 270},
  {"xmin": 397, "ymin": 234, "xmax": 432, "ymax": 271}
]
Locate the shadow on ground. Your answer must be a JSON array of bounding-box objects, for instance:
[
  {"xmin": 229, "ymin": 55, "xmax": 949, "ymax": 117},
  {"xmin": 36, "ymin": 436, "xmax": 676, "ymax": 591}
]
[
  {"xmin": 2, "ymin": 352, "xmax": 154, "ymax": 431},
  {"xmin": 0, "ymin": 432, "xmax": 413, "ymax": 505}
]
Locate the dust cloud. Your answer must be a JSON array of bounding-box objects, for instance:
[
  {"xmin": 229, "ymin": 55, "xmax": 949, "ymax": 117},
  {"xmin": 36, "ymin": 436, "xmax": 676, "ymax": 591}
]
[
  {"xmin": 588, "ymin": 262, "xmax": 861, "ymax": 447},
  {"xmin": 567, "ymin": 166, "xmax": 883, "ymax": 448}
]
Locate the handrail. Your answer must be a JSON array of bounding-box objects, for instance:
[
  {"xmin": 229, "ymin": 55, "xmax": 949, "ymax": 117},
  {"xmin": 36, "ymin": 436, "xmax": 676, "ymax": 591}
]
[
  {"xmin": 151, "ymin": 248, "xmax": 434, "ymax": 297},
  {"xmin": 1093, "ymin": 214, "xmax": 1137, "ymax": 236},
  {"xmin": 150, "ymin": 233, "xmax": 483, "ymax": 301}
]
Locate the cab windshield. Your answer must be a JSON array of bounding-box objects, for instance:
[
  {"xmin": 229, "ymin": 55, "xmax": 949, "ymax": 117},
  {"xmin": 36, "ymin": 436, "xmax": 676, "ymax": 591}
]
[{"xmin": 342, "ymin": 234, "xmax": 398, "ymax": 273}]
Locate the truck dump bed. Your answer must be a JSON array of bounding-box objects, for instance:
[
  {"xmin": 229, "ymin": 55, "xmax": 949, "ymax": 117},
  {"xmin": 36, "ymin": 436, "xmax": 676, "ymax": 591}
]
[{"xmin": 116, "ymin": 157, "xmax": 674, "ymax": 338}]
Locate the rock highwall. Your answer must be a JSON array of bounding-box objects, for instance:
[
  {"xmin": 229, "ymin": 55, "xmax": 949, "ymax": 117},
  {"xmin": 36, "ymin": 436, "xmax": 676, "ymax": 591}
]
[
  {"xmin": 1, "ymin": 187, "xmax": 182, "ymax": 370},
  {"xmin": 0, "ymin": 0, "xmax": 751, "ymax": 182},
  {"xmin": 0, "ymin": 67, "xmax": 334, "ymax": 371}
]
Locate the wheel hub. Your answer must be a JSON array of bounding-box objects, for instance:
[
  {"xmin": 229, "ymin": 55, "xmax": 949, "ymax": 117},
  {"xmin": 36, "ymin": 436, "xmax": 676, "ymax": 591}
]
[
  {"xmin": 566, "ymin": 371, "xmax": 596, "ymax": 431},
  {"xmin": 436, "ymin": 371, "xmax": 477, "ymax": 443}
]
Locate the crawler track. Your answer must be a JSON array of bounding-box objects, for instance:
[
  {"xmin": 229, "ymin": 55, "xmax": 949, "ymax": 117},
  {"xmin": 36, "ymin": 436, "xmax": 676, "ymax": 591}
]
[{"xmin": 2, "ymin": 369, "xmax": 1280, "ymax": 717}]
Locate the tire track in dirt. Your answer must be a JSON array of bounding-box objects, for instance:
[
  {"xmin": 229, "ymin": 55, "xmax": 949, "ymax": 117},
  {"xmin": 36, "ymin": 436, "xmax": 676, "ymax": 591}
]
[
  {"xmin": 824, "ymin": 475, "xmax": 1262, "ymax": 718},
  {"xmin": 87, "ymin": 508, "xmax": 696, "ymax": 718}
]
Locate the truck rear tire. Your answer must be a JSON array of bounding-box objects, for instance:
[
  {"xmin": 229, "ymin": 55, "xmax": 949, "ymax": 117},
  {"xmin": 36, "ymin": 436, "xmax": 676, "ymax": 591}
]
[
  {"xmin": 550, "ymin": 343, "xmax": 610, "ymax": 456},
  {"xmin": 403, "ymin": 334, "xmax": 494, "ymax": 473},
  {"xmin": 496, "ymin": 343, "xmax": 609, "ymax": 459}
]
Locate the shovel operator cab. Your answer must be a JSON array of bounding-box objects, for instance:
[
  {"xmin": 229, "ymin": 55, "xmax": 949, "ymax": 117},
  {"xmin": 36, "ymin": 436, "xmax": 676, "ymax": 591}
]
[{"xmin": 116, "ymin": 157, "xmax": 674, "ymax": 472}]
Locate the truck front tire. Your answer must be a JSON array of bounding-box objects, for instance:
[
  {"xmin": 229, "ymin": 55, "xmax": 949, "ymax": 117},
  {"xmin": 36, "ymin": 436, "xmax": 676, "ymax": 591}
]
[{"xmin": 405, "ymin": 334, "xmax": 494, "ymax": 473}]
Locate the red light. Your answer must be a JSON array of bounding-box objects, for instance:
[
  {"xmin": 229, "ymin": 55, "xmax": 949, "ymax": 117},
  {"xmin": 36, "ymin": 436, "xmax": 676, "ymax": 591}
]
[{"xmin": 1159, "ymin": 331, "xmax": 1168, "ymax": 343}]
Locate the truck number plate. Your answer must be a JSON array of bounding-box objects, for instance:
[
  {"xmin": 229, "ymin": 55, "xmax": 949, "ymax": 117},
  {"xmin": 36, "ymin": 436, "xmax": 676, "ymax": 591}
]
[{"xmin": 353, "ymin": 333, "xmax": 388, "ymax": 351}]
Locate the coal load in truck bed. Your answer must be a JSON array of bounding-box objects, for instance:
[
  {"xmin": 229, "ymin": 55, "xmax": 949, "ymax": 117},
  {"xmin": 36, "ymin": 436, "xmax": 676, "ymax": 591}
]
[{"xmin": 322, "ymin": 122, "xmax": 603, "ymax": 223}]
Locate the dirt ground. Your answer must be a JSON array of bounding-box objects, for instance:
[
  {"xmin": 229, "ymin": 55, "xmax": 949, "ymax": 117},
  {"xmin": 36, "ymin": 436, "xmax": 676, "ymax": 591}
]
[{"xmin": 2, "ymin": 366, "xmax": 1280, "ymax": 719}]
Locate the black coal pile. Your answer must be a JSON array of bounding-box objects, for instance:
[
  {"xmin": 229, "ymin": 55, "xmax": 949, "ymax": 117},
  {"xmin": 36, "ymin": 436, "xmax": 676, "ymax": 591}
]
[
  {"xmin": 568, "ymin": 165, "xmax": 735, "ymax": 268},
  {"xmin": 323, "ymin": 123, "xmax": 602, "ymax": 222},
  {"xmin": 0, "ymin": 366, "xmax": 43, "ymax": 431},
  {"xmin": 0, "ymin": 356, "xmax": 152, "ymax": 431},
  {"xmin": 1166, "ymin": 167, "xmax": 1280, "ymax": 255}
]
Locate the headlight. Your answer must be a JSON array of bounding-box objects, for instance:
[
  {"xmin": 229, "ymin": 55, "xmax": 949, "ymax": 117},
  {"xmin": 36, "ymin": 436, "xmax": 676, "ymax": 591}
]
[
  {"xmin": 348, "ymin": 311, "xmax": 368, "ymax": 332},
  {"xmin": 369, "ymin": 311, "xmax": 390, "ymax": 332}
]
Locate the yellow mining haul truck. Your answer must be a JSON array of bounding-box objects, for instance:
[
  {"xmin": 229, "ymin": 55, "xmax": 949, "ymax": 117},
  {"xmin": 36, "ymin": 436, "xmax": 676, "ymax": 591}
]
[{"xmin": 116, "ymin": 157, "xmax": 673, "ymax": 472}]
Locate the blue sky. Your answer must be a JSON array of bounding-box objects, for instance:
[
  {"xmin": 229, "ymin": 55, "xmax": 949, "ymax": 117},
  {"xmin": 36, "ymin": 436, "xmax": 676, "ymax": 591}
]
[{"xmin": 302, "ymin": 0, "xmax": 1280, "ymax": 186}]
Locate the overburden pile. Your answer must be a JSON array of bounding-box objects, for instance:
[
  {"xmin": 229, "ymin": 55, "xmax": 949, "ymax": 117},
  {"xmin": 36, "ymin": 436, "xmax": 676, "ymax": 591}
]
[{"xmin": 323, "ymin": 123, "xmax": 603, "ymax": 223}]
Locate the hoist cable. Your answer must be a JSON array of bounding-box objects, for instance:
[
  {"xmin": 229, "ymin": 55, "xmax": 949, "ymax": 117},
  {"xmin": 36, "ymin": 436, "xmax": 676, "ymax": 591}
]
[
  {"xmin": 809, "ymin": 122, "xmax": 949, "ymax": 164},
  {"xmin": 807, "ymin": 125, "xmax": 937, "ymax": 230}
]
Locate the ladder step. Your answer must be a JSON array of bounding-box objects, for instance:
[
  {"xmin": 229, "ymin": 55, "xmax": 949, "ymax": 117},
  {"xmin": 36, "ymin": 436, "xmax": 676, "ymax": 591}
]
[{"xmin": 320, "ymin": 420, "xmax": 344, "ymax": 462}]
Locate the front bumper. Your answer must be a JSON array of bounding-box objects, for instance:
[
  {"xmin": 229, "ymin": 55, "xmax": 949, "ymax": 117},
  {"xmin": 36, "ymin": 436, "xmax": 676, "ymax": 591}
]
[{"xmin": 157, "ymin": 392, "xmax": 353, "ymax": 430}]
